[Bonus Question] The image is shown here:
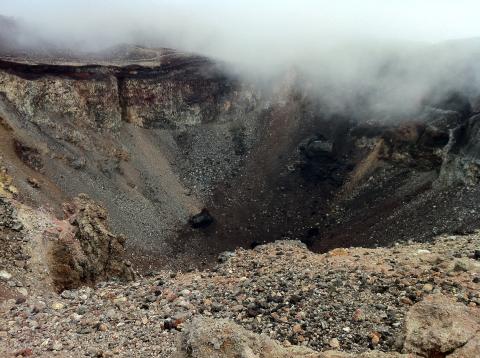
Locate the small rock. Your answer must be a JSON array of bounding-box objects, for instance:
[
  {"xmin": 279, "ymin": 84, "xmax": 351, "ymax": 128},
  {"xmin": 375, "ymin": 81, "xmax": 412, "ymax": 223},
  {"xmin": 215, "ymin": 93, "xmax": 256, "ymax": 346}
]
[
  {"xmin": 176, "ymin": 299, "xmax": 192, "ymax": 309},
  {"xmin": 0, "ymin": 270, "xmax": 12, "ymax": 281},
  {"xmin": 97, "ymin": 323, "xmax": 108, "ymax": 332},
  {"xmin": 329, "ymin": 338, "xmax": 340, "ymax": 349},
  {"xmin": 77, "ymin": 305, "xmax": 87, "ymax": 315},
  {"xmin": 14, "ymin": 348, "xmax": 33, "ymax": 357},
  {"xmin": 70, "ymin": 157, "xmax": 86, "ymax": 170},
  {"xmin": 232, "ymin": 305, "xmax": 244, "ymax": 312},
  {"xmin": 113, "ymin": 296, "xmax": 127, "ymax": 304},
  {"xmin": 453, "ymin": 259, "xmax": 469, "ymax": 272},
  {"xmin": 11, "ymin": 222, "xmax": 23, "ymax": 231},
  {"xmin": 51, "ymin": 302, "xmax": 64, "ymax": 310},
  {"xmin": 474, "ymin": 250, "xmax": 480, "ymax": 261},
  {"xmin": 61, "ymin": 290, "xmax": 76, "ymax": 299},
  {"xmin": 166, "ymin": 292, "xmax": 177, "ymax": 302},
  {"xmin": 52, "ymin": 342, "xmax": 63, "ymax": 351},
  {"xmin": 180, "ymin": 289, "xmax": 191, "ymax": 296},
  {"xmin": 371, "ymin": 332, "xmax": 381, "ymax": 346},
  {"xmin": 189, "ymin": 209, "xmax": 214, "ymax": 228},
  {"xmin": 32, "ymin": 301, "xmax": 46, "ymax": 313},
  {"xmin": 71, "ymin": 313, "xmax": 82, "ymax": 321},
  {"xmin": 16, "ymin": 287, "xmax": 28, "ymax": 296},
  {"xmin": 400, "ymin": 297, "xmax": 414, "ymax": 305},
  {"xmin": 26, "ymin": 177, "xmax": 40, "ymax": 189},
  {"xmin": 423, "ymin": 283, "xmax": 434, "ymax": 293},
  {"xmin": 352, "ymin": 308, "xmax": 366, "ymax": 321},
  {"xmin": 292, "ymin": 324, "xmax": 302, "ymax": 334},
  {"xmin": 105, "ymin": 309, "xmax": 118, "ymax": 320},
  {"xmin": 15, "ymin": 296, "xmax": 26, "ymax": 304},
  {"xmin": 14, "ymin": 260, "xmax": 26, "ymax": 268},
  {"xmin": 218, "ymin": 251, "xmax": 235, "ymax": 263},
  {"xmin": 416, "ymin": 249, "xmax": 431, "ymax": 255}
]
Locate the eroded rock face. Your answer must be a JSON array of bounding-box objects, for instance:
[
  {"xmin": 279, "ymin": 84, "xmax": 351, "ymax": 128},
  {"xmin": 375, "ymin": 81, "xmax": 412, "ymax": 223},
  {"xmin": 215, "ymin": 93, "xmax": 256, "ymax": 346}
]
[
  {"xmin": 437, "ymin": 114, "xmax": 480, "ymax": 186},
  {"xmin": 403, "ymin": 294, "xmax": 480, "ymax": 357},
  {"xmin": 46, "ymin": 194, "xmax": 134, "ymax": 291},
  {"xmin": 0, "ymin": 70, "xmax": 122, "ymax": 144},
  {"xmin": 121, "ymin": 75, "xmax": 257, "ymax": 129}
]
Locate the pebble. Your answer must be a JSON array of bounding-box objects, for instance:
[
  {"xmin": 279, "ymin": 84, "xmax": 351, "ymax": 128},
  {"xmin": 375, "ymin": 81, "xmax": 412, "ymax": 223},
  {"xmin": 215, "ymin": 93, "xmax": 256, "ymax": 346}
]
[
  {"xmin": 453, "ymin": 260, "xmax": 469, "ymax": 272},
  {"xmin": 32, "ymin": 301, "xmax": 46, "ymax": 313},
  {"xmin": 17, "ymin": 287, "xmax": 28, "ymax": 296},
  {"xmin": 52, "ymin": 342, "xmax": 63, "ymax": 351},
  {"xmin": 180, "ymin": 289, "xmax": 191, "ymax": 296},
  {"xmin": 97, "ymin": 323, "xmax": 109, "ymax": 332},
  {"xmin": 371, "ymin": 332, "xmax": 381, "ymax": 346},
  {"xmin": 400, "ymin": 297, "xmax": 413, "ymax": 305},
  {"xmin": 0, "ymin": 270, "xmax": 12, "ymax": 281},
  {"xmin": 292, "ymin": 324, "xmax": 302, "ymax": 333},
  {"xmin": 113, "ymin": 296, "xmax": 127, "ymax": 304},
  {"xmin": 329, "ymin": 338, "xmax": 340, "ymax": 349},
  {"xmin": 77, "ymin": 305, "xmax": 88, "ymax": 315},
  {"xmin": 51, "ymin": 302, "xmax": 64, "ymax": 310},
  {"xmin": 416, "ymin": 249, "xmax": 431, "ymax": 255},
  {"xmin": 422, "ymin": 283, "xmax": 434, "ymax": 293},
  {"xmin": 61, "ymin": 290, "xmax": 76, "ymax": 299}
]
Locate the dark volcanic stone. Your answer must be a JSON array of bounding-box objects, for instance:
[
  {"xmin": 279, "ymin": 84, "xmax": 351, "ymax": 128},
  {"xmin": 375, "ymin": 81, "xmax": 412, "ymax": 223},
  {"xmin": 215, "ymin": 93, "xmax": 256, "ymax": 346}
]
[
  {"xmin": 304, "ymin": 138, "xmax": 333, "ymax": 158},
  {"xmin": 474, "ymin": 250, "xmax": 480, "ymax": 260},
  {"xmin": 189, "ymin": 209, "xmax": 214, "ymax": 229}
]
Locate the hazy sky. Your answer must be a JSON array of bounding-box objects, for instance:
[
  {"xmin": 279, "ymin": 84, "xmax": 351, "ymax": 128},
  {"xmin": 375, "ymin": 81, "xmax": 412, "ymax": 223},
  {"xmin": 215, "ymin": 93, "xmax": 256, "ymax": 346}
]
[
  {"xmin": 2, "ymin": 1, "xmax": 480, "ymax": 116},
  {"xmin": 2, "ymin": 0, "xmax": 480, "ymax": 45}
]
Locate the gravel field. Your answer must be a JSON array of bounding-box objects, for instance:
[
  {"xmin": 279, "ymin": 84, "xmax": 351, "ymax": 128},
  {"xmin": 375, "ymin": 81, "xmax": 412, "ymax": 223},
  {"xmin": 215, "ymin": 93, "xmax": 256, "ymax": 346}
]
[{"xmin": 1, "ymin": 235, "xmax": 479, "ymax": 357}]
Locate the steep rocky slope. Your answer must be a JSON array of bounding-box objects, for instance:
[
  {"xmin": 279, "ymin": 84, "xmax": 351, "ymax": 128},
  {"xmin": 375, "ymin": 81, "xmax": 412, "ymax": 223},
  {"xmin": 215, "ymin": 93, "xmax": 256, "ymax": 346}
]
[{"xmin": 0, "ymin": 48, "xmax": 266, "ymax": 268}]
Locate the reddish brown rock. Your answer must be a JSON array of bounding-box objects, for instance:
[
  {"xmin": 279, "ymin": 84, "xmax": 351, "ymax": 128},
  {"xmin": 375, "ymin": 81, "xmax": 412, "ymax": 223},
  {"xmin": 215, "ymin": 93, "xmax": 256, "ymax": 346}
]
[{"xmin": 46, "ymin": 194, "xmax": 134, "ymax": 291}]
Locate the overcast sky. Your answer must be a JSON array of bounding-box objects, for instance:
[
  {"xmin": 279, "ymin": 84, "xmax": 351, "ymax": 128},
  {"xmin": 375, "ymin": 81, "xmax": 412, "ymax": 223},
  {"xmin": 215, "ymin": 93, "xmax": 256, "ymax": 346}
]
[
  {"xmin": 2, "ymin": 1, "xmax": 480, "ymax": 116},
  {"xmin": 2, "ymin": 0, "xmax": 480, "ymax": 45}
]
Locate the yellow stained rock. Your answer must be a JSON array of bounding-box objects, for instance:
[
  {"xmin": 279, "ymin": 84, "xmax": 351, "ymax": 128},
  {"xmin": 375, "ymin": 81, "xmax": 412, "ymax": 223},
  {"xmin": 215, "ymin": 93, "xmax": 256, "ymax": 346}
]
[{"xmin": 329, "ymin": 248, "xmax": 349, "ymax": 257}]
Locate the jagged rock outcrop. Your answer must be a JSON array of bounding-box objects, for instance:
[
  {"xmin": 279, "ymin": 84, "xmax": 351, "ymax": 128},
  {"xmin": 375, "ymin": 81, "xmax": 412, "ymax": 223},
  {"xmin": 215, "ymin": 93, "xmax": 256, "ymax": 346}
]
[
  {"xmin": 46, "ymin": 194, "xmax": 134, "ymax": 291},
  {"xmin": 120, "ymin": 73, "xmax": 258, "ymax": 129},
  {"xmin": 0, "ymin": 69, "xmax": 122, "ymax": 141},
  {"xmin": 437, "ymin": 114, "xmax": 480, "ymax": 186},
  {"xmin": 0, "ymin": 166, "xmax": 17, "ymax": 199}
]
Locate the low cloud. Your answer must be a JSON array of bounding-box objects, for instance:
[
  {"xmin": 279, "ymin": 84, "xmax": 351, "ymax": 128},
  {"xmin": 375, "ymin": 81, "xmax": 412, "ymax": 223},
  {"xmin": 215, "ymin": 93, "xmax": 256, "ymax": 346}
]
[{"xmin": 2, "ymin": 0, "xmax": 480, "ymax": 117}]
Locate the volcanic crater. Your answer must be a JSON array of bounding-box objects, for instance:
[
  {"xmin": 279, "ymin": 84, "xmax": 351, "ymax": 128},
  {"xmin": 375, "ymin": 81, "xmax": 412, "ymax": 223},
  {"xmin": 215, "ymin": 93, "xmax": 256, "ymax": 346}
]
[{"xmin": 1, "ymin": 46, "xmax": 480, "ymax": 272}]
